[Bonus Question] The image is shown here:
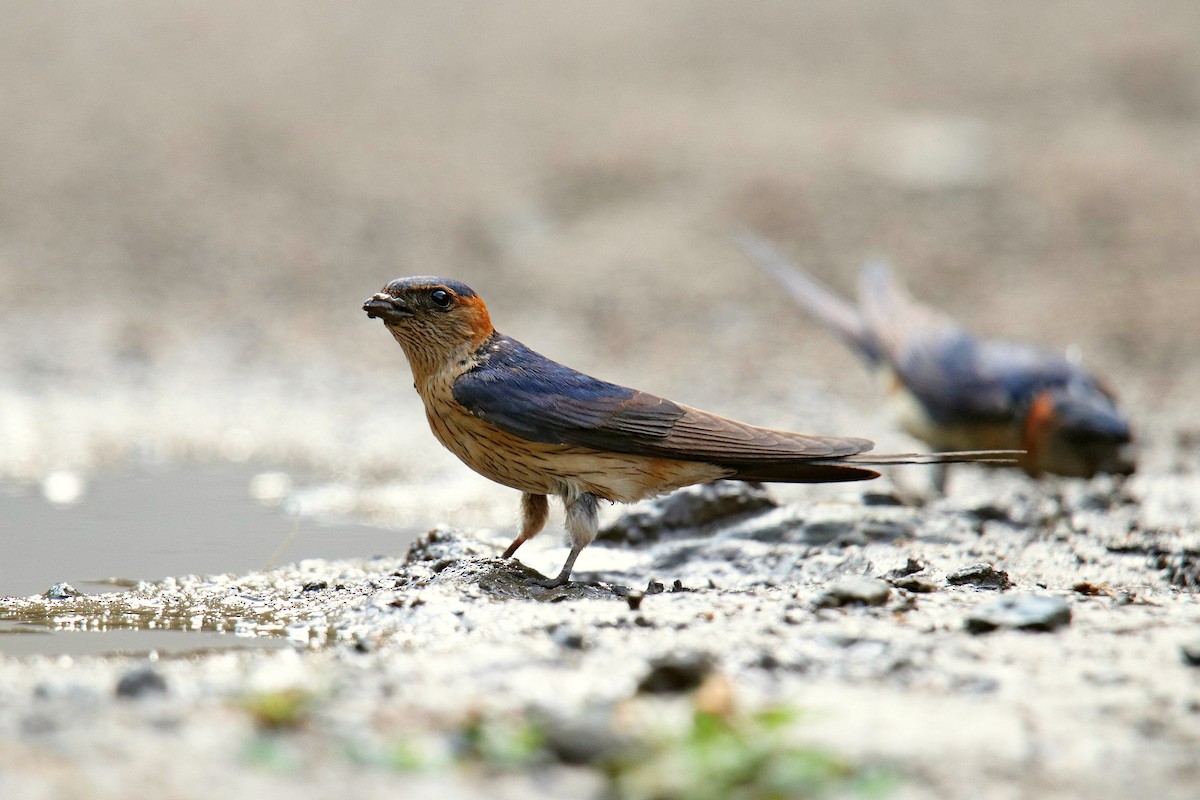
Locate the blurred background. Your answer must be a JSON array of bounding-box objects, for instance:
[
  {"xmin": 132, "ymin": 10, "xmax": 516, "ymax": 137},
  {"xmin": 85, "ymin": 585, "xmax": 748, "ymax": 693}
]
[{"xmin": 2, "ymin": 2, "xmax": 1199, "ymax": 590}]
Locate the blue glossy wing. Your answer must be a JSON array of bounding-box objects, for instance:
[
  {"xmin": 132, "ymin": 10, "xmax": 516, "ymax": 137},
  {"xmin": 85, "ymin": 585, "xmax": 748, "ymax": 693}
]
[
  {"xmin": 452, "ymin": 335, "xmax": 873, "ymax": 463},
  {"xmin": 859, "ymin": 262, "xmax": 1076, "ymax": 423}
]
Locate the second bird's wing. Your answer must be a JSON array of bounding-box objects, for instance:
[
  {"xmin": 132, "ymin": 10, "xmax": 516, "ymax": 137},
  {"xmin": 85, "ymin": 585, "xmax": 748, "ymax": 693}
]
[
  {"xmin": 738, "ymin": 235, "xmax": 1018, "ymax": 424},
  {"xmin": 452, "ymin": 335, "xmax": 874, "ymax": 466},
  {"xmin": 860, "ymin": 264, "xmax": 1099, "ymax": 425},
  {"xmin": 858, "ymin": 262, "xmax": 1027, "ymax": 424}
]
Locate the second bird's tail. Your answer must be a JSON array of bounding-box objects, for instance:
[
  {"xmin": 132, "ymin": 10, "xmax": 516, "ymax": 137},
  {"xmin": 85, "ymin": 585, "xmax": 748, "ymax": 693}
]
[{"xmin": 735, "ymin": 229, "xmax": 882, "ymax": 362}]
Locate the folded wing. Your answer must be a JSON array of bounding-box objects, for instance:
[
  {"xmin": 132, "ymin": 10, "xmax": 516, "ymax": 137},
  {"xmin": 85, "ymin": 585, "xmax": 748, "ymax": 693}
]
[{"xmin": 453, "ymin": 335, "xmax": 879, "ymax": 482}]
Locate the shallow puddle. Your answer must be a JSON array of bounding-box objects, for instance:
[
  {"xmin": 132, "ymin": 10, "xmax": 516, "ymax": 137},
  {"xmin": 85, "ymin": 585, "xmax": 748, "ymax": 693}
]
[
  {"xmin": 0, "ymin": 464, "xmax": 418, "ymax": 599},
  {"xmin": 0, "ymin": 464, "xmax": 420, "ymax": 656},
  {"xmin": 0, "ymin": 620, "xmax": 287, "ymax": 657}
]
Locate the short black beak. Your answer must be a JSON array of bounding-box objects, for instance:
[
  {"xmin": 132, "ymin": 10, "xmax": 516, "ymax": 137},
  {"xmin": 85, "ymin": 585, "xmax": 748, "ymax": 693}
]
[{"xmin": 363, "ymin": 293, "xmax": 412, "ymax": 323}]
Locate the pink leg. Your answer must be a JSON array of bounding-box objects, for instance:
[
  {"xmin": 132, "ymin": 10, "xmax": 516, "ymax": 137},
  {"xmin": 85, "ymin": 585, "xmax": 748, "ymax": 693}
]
[
  {"xmin": 533, "ymin": 493, "xmax": 598, "ymax": 588},
  {"xmin": 502, "ymin": 493, "xmax": 549, "ymax": 558}
]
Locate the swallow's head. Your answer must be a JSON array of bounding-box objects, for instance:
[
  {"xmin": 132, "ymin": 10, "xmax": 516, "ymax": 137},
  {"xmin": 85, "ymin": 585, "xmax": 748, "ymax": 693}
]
[
  {"xmin": 1023, "ymin": 382, "xmax": 1135, "ymax": 478},
  {"xmin": 364, "ymin": 276, "xmax": 493, "ymax": 368}
]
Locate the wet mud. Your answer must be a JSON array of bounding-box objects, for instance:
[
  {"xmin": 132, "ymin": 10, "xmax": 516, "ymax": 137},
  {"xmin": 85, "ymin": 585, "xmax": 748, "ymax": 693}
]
[{"xmin": 2, "ymin": 470, "xmax": 1198, "ymax": 799}]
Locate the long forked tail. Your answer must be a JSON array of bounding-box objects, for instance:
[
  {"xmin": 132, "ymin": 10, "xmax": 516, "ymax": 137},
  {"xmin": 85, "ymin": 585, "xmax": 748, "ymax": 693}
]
[
  {"xmin": 829, "ymin": 449, "xmax": 1023, "ymax": 467},
  {"xmin": 734, "ymin": 228, "xmax": 881, "ymax": 362},
  {"xmin": 723, "ymin": 449, "xmax": 1023, "ymax": 484}
]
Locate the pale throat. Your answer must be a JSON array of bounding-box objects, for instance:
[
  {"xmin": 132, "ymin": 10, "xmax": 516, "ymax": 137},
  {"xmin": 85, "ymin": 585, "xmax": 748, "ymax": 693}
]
[{"xmin": 388, "ymin": 323, "xmax": 485, "ymax": 391}]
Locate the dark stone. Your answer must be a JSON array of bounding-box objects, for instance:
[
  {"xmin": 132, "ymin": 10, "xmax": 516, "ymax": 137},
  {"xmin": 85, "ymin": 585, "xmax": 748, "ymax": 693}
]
[
  {"xmin": 947, "ymin": 563, "xmax": 1012, "ymax": 590},
  {"xmin": 426, "ymin": 554, "xmax": 618, "ymax": 602},
  {"xmin": 862, "ymin": 520, "xmax": 913, "ymax": 542},
  {"xmin": 646, "ymin": 580, "xmax": 666, "ymax": 595},
  {"xmin": 756, "ymin": 652, "xmax": 782, "ymax": 670},
  {"xmin": 116, "ymin": 667, "xmax": 168, "ymax": 699},
  {"xmin": 885, "ymin": 558, "xmax": 926, "ymax": 579},
  {"xmin": 550, "ymin": 625, "xmax": 588, "ymax": 651},
  {"xmin": 1181, "ymin": 641, "xmax": 1200, "ymax": 667},
  {"xmin": 862, "ymin": 490, "xmax": 906, "ymax": 507},
  {"xmin": 301, "ymin": 581, "xmax": 328, "ymax": 592},
  {"xmin": 892, "ymin": 576, "xmax": 939, "ymax": 594},
  {"xmin": 598, "ymin": 481, "xmax": 777, "ymax": 545},
  {"xmin": 718, "ymin": 516, "xmax": 798, "ymax": 543},
  {"xmin": 798, "ymin": 520, "xmax": 857, "ymax": 545},
  {"xmin": 965, "ymin": 595, "xmax": 1072, "ymax": 634},
  {"xmin": 1155, "ymin": 551, "xmax": 1200, "ymax": 591},
  {"xmin": 969, "ymin": 503, "xmax": 1013, "ymax": 524},
  {"xmin": 815, "ymin": 577, "xmax": 892, "ymax": 608},
  {"xmin": 636, "ymin": 652, "xmax": 714, "ymax": 694},
  {"xmin": 626, "ymin": 590, "xmax": 645, "ymax": 612}
]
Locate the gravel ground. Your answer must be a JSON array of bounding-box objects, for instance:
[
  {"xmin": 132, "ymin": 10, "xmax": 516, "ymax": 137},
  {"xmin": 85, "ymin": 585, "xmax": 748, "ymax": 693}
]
[
  {"xmin": 3, "ymin": 3, "xmax": 1200, "ymax": 798},
  {"xmin": 3, "ymin": 470, "xmax": 1200, "ymax": 799}
]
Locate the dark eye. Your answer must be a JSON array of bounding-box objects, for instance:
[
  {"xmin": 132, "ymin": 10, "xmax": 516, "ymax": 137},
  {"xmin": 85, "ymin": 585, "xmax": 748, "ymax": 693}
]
[{"xmin": 430, "ymin": 289, "xmax": 453, "ymax": 309}]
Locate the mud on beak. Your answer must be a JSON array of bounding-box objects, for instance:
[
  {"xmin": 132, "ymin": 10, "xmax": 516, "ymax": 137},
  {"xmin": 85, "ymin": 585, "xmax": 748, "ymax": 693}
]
[{"xmin": 363, "ymin": 293, "xmax": 412, "ymax": 323}]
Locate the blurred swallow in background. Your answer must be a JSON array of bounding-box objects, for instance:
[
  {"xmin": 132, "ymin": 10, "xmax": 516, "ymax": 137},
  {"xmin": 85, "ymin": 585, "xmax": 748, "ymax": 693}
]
[
  {"xmin": 737, "ymin": 231, "xmax": 1135, "ymax": 488},
  {"xmin": 364, "ymin": 276, "xmax": 1017, "ymax": 586}
]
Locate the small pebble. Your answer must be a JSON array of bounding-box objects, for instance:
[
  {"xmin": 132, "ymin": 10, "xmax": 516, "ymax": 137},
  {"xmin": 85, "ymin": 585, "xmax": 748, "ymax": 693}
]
[
  {"xmin": 626, "ymin": 590, "xmax": 645, "ymax": 611},
  {"xmin": 541, "ymin": 711, "xmax": 632, "ymax": 765},
  {"xmin": 44, "ymin": 583, "xmax": 80, "ymax": 600},
  {"xmin": 637, "ymin": 652, "xmax": 714, "ymax": 694},
  {"xmin": 756, "ymin": 652, "xmax": 782, "ymax": 670},
  {"xmin": 893, "ymin": 576, "xmax": 939, "ymax": 594},
  {"xmin": 885, "ymin": 558, "xmax": 927, "ymax": 579},
  {"xmin": 965, "ymin": 594, "xmax": 1071, "ymax": 634},
  {"xmin": 116, "ymin": 667, "xmax": 168, "ymax": 699},
  {"xmin": 862, "ymin": 490, "xmax": 906, "ymax": 507},
  {"xmin": 551, "ymin": 625, "xmax": 588, "ymax": 651},
  {"xmin": 947, "ymin": 563, "xmax": 1011, "ymax": 590},
  {"xmin": 968, "ymin": 503, "xmax": 1012, "ymax": 523},
  {"xmin": 816, "ymin": 577, "xmax": 892, "ymax": 608},
  {"xmin": 1181, "ymin": 641, "xmax": 1200, "ymax": 667}
]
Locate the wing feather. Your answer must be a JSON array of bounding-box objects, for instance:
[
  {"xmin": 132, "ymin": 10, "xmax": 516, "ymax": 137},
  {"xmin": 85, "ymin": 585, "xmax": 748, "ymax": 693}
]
[
  {"xmin": 452, "ymin": 335, "xmax": 873, "ymax": 463},
  {"xmin": 859, "ymin": 262, "xmax": 1044, "ymax": 423}
]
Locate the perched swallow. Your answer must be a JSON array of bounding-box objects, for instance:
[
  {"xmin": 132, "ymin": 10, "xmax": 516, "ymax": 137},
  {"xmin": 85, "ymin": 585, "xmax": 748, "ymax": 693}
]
[
  {"xmin": 364, "ymin": 276, "xmax": 1016, "ymax": 586},
  {"xmin": 737, "ymin": 231, "xmax": 1135, "ymax": 486}
]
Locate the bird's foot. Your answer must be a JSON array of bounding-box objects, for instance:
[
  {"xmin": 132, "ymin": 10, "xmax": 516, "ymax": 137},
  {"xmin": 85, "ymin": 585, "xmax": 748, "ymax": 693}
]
[{"xmin": 525, "ymin": 573, "xmax": 572, "ymax": 590}]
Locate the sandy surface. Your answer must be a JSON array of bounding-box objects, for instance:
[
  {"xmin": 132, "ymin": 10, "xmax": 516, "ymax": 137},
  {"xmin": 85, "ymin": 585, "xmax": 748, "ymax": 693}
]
[
  {"xmin": 2, "ymin": 3, "xmax": 1200, "ymax": 798},
  {"xmin": 3, "ymin": 474, "xmax": 1200, "ymax": 799}
]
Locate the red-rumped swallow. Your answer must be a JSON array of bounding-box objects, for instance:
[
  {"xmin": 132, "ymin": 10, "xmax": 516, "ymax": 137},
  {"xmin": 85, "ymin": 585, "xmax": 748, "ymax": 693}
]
[
  {"xmin": 364, "ymin": 277, "xmax": 1017, "ymax": 586},
  {"xmin": 737, "ymin": 231, "xmax": 1135, "ymax": 487}
]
